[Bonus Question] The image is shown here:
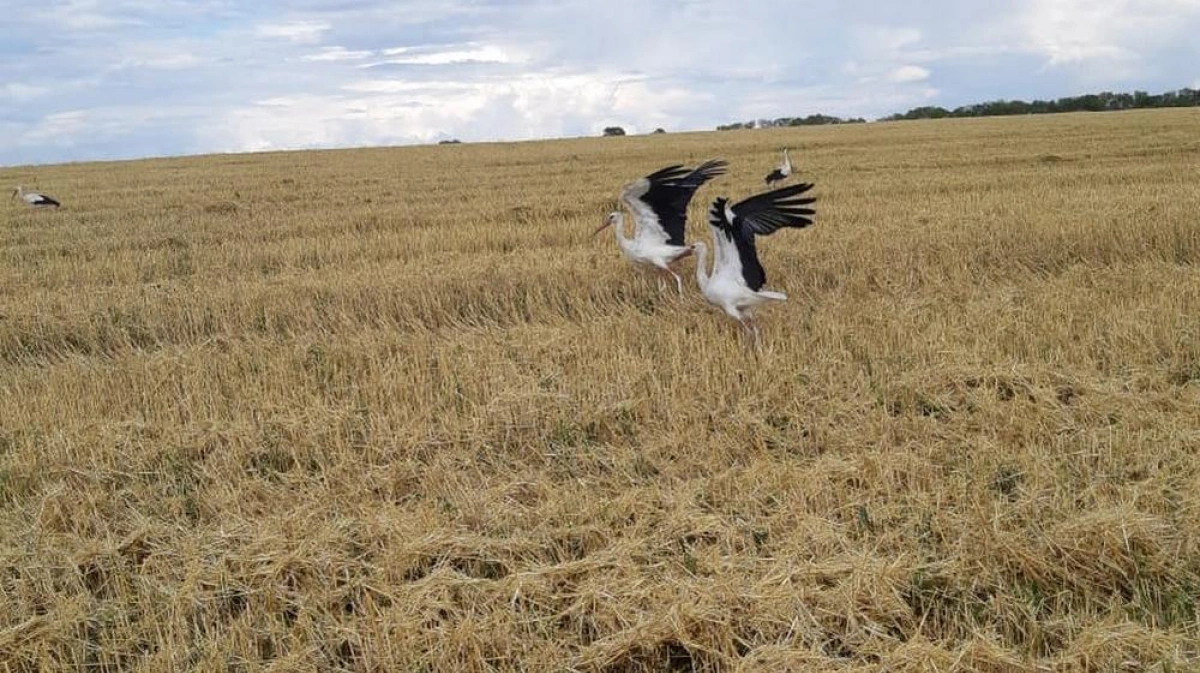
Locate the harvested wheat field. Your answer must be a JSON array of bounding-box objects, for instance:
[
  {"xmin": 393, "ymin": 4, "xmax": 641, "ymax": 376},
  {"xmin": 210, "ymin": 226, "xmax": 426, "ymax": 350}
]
[{"xmin": 2, "ymin": 108, "xmax": 1199, "ymax": 672}]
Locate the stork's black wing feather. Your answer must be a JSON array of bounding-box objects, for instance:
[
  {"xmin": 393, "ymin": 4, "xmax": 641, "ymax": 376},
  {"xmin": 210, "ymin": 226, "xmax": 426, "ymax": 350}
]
[
  {"xmin": 639, "ymin": 159, "xmax": 728, "ymax": 245},
  {"xmin": 733, "ymin": 226, "xmax": 768, "ymax": 290},
  {"xmin": 707, "ymin": 195, "xmax": 768, "ymax": 291},
  {"xmin": 708, "ymin": 183, "xmax": 817, "ymax": 291},
  {"xmin": 642, "ymin": 164, "xmax": 690, "ymax": 184},
  {"xmin": 730, "ymin": 182, "xmax": 815, "ymax": 236},
  {"xmin": 35, "ymin": 195, "xmax": 60, "ymax": 206}
]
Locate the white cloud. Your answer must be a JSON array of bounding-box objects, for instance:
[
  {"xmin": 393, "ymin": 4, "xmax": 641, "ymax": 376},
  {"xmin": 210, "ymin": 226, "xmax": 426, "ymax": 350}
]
[
  {"xmin": 3, "ymin": 0, "xmax": 1200, "ymax": 165},
  {"xmin": 18, "ymin": 111, "xmax": 93, "ymax": 147},
  {"xmin": 1022, "ymin": 0, "xmax": 1134, "ymax": 66},
  {"xmin": 341, "ymin": 80, "xmax": 474, "ymax": 94},
  {"xmin": 50, "ymin": 5, "xmax": 143, "ymax": 31},
  {"xmin": 255, "ymin": 20, "xmax": 330, "ymax": 44},
  {"xmin": 204, "ymin": 70, "xmax": 679, "ymax": 152},
  {"xmin": 854, "ymin": 25, "xmax": 924, "ymax": 56},
  {"xmin": 303, "ymin": 46, "xmax": 374, "ymax": 62},
  {"xmin": 114, "ymin": 51, "xmax": 205, "ymax": 70},
  {"xmin": 0, "ymin": 83, "xmax": 50, "ymax": 102},
  {"xmin": 367, "ymin": 44, "xmax": 525, "ymax": 67},
  {"xmin": 1019, "ymin": 0, "xmax": 1200, "ymax": 75},
  {"xmin": 887, "ymin": 65, "xmax": 931, "ymax": 83}
]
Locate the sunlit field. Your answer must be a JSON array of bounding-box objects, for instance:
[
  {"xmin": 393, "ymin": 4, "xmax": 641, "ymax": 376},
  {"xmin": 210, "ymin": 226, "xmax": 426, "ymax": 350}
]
[{"xmin": 2, "ymin": 108, "xmax": 1198, "ymax": 672}]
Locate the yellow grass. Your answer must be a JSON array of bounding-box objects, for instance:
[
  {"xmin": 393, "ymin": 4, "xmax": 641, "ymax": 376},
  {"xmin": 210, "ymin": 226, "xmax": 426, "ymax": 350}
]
[{"xmin": 2, "ymin": 108, "xmax": 1199, "ymax": 672}]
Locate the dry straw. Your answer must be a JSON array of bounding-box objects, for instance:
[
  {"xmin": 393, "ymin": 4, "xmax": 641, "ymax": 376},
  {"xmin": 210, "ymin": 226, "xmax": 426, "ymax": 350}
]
[{"xmin": 1, "ymin": 108, "xmax": 1198, "ymax": 671}]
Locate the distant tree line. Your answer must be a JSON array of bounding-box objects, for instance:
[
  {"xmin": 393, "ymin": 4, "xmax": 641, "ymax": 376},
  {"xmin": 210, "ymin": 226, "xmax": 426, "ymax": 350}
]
[
  {"xmin": 717, "ymin": 114, "xmax": 866, "ymax": 131},
  {"xmin": 881, "ymin": 88, "xmax": 1200, "ymax": 121},
  {"xmin": 715, "ymin": 87, "xmax": 1200, "ymax": 130}
]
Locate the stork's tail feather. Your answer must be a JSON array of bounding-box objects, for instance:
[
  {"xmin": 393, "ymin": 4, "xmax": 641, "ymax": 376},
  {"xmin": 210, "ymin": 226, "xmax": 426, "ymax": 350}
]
[{"xmin": 758, "ymin": 290, "xmax": 787, "ymax": 301}]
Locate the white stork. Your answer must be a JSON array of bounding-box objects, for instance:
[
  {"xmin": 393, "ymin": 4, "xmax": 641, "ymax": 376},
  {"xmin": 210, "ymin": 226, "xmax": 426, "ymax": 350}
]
[
  {"xmin": 692, "ymin": 182, "xmax": 816, "ymax": 346},
  {"xmin": 11, "ymin": 185, "xmax": 61, "ymax": 208},
  {"xmin": 764, "ymin": 148, "xmax": 792, "ymax": 186},
  {"xmin": 593, "ymin": 159, "xmax": 727, "ymax": 293}
]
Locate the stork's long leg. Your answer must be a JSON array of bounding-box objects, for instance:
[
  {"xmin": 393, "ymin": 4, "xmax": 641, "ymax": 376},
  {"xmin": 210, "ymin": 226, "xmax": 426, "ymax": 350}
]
[
  {"xmin": 654, "ymin": 265, "xmax": 684, "ymax": 295},
  {"xmin": 665, "ymin": 256, "xmax": 690, "ymax": 295},
  {"xmin": 739, "ymin": 321, "xmax": 758, "ymax": 352},
  {"xmin": 729, "ymin": 312, "xmax": 754, "ymax": 351},
  {"xmin": 654, "ymin": 267, "xmax": 669, "ymax": 293},
  {"xmin": 746, "ymin": 316, "xmax": 763, "ymax": 350}
]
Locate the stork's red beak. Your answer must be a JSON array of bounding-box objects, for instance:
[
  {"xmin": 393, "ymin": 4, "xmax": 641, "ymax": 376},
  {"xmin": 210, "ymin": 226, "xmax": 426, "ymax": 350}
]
[{"xmin": 592, "ymin": 219, "xmax": 612, "ymax": 237}]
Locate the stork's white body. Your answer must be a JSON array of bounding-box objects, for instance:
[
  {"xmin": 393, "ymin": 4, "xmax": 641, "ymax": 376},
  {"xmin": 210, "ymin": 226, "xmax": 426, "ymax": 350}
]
[
  {"xmin": 693, "ymin": 239, "xmax": 786, "ymax": 343},
  {"xmin": 693, "ymin": 183, "xmax": 817, "ymax": 346},
  {"xmin": 764, "ymin": 149, "xmax": 792, "ymax": 186},
  {"xmin": 11, "ymin": 186, "xmax": 60, "ymax": 208},
  {"xmin": 594, "ymin": 160, "xmax": 727, "ymax": 294},
  {"xmin": 602, "ymin": 211, "xmax": 694, "ymax": 293}
]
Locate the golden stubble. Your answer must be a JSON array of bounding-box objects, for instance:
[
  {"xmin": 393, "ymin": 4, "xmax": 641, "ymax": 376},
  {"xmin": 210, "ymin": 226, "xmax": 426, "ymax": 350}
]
[{"xmin": 1, "ymin": 109, "xmax": 1198, "ymax": 671}]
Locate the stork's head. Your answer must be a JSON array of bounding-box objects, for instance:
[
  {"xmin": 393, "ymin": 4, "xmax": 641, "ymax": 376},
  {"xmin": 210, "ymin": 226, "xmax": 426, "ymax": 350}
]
[{"xmin": 593, "ymin": 210, "xmax": 622, "ymax": 237}]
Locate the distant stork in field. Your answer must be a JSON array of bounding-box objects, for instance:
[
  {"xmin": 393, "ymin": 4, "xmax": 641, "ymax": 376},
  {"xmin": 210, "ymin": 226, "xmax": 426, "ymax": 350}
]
[
  {"xmin": 11, "ymin": 186, "xmax": 60, "ymax": 208},
  {"xmin": 692, "ymin": 182, "xmax": 816, "ymax": 346},
  {"xmin": 593, "ymin": 159, "xmax": 727, "ymax": 293},
  {"xmin": 764, "ymin": 148, "xmax": 792, "ymax": 186}
]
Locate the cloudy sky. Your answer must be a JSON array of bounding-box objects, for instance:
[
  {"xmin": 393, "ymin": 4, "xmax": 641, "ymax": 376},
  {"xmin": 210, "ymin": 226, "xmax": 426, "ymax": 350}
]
[{"xmin": 3, "ymin": 0, "xmax": 1198, "ymax": 165}]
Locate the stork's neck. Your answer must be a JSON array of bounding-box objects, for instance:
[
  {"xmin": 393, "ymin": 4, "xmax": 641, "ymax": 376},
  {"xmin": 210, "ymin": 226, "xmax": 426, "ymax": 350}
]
[{"xmin": 612, "ymin": 214, "xmax": 633, "ymax": 251}]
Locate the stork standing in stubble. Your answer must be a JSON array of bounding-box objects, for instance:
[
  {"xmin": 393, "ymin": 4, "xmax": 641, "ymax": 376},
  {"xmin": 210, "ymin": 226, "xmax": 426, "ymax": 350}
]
[
  {"xmin": 594, "ymin": 160, "xmax": 727, "ymax": 294},
  {"xmin": 764, "ymin": 148, "xmax": 792, "ymax": 186},
  {"xmin": 692, "ymin": 182, "xmax": 816, "ymax": 347},
  {"xmin": 11, "ymin": 186, "xmax": 61, "ymax": 208}
]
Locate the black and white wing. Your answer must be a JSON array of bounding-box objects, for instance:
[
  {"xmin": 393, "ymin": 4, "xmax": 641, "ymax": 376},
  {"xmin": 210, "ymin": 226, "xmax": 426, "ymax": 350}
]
[
  {"xmin": 30, "ymin": 192, "xmax": 60, "ymax": 207},
  {"xmin": 764, "ymin": 168, "xmax": 786, "ymax": 185},
  {"xmin": 709, "ymin": 183, "xmax": 816, "ymax": 291},
  {"xmin": 730, "ymin": 182, "xmax": 815, "ymax": 236},
  {"xmin": 765, "ymin": 149, "xmax": 793, "ymax": 184},
  {"xmin": 623, "ymin": 159, "xmax": 727, "ymax": 246}
]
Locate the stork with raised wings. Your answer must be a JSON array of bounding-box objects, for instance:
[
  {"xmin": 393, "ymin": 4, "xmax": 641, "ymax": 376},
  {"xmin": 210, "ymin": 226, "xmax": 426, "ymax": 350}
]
[
  {"xmin": 11, "ymin": 186, "xmax": 61, "ymax": 208},
  {"xmin": 764, "ymin": 148, "xmax": 792, "ymax": 186},
  {"xmin": 594, "ymin": 160, "xmax": 727, "ymax": 293},
  {"xmin": 692, "ymin": 182, "xmax": 816, "ymax": 346}
]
